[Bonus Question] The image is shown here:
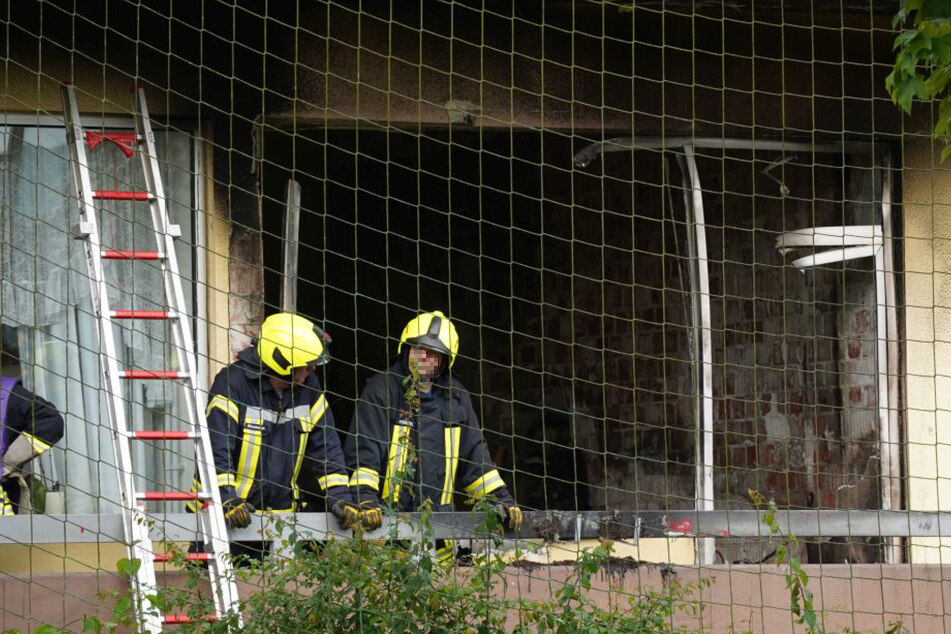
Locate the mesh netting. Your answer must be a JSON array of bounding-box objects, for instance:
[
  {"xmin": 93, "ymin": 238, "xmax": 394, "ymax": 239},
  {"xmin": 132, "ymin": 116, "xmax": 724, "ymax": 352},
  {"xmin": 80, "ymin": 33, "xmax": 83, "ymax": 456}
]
[{"xmin": 0, "ymin": 1, "xmax": 941, "ymax": 632}]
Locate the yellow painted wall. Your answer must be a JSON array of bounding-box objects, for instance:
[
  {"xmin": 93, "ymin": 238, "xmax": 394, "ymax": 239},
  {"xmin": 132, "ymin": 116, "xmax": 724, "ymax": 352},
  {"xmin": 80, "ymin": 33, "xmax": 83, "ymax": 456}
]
[
  {"xmin": 904, "ymin": 131, "xmax": 951, "ymax": 563},
  {"xmin": 0, "ymin": 542, "xmax": 201, "ymax": 574},
  {"xmin": 202, "ymin": 128, "xmax": 233, "ymax": 373},
  {"xmin": 514, "ymin": 538, "xmax": 695, "ymax": 566}
]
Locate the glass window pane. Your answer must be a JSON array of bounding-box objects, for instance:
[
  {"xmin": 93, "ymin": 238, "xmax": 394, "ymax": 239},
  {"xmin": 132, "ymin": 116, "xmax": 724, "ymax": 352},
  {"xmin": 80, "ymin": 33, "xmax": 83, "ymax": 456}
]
[{"xmin": 0, "ymin": 123, "xmax": 196, "ymax": 514}]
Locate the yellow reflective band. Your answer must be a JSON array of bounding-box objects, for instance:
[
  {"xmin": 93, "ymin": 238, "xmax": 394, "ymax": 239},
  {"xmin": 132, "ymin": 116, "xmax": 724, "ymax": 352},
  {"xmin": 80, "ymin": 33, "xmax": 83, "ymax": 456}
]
[
  {"xmin": 235, "ymin": 425, "xmax": 263, "ymax": 499},
  {"xmin": 382, "ymin": 425, "xmax": 412, "ymax": 503},
  {"xmin": 307, "ymin": 395, "xmax": 328, "ymax": 432},
  {"xmin": 440, "ymin": 427, "xmax": 461, "ymax": 506},
  {"xmin": 216, "ymin": 473, "xmax": 236, "ymax": 488},
  {"xmin": 318, "ymin": 473, "xmax": 350, "ymax": 490},
  {"xmin": 186, "ymin": 478, "xmax": 203, "ymax": 512},
  {"xmin": 0, "ymin": 487, "xmax": 13, "ymax": 516},
  {"xmin": 435, "ymin": 539, "xmax": 455, "ymax": 563},
  {"xmin": 20, "ymin": 432, "xmax": 51, "ymax": 453},
  {"xmin": 206, "ymin": 395, "xmax": 240, "ymax": 422},
  {"xmin": 291, "ymin": 431, "xmax": 309, "ymax": 505},
  {"xmin": 350, "ymin": 467, "xmax": 380, "ymax": 491},
  {"xmin": 464, "ymin": 469, "xmax": 505, "ymax": 499},
  {"xmin": 253, "ymin": 507, "xmax": 294, "ymax": 514}
]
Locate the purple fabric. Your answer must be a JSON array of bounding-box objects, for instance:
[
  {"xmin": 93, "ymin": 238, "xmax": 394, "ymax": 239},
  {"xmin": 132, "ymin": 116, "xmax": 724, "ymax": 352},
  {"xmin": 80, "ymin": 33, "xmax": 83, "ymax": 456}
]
[{"xmin": 0, "ymin": 377, "xmax": 18, "ymax": 458}]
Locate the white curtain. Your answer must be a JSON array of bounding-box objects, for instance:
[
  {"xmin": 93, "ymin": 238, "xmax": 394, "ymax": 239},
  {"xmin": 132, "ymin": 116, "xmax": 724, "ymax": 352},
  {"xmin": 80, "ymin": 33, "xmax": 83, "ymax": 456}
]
[{"xmin": 0, "ymin": 123, "xmax": 196, "ymax": 514}]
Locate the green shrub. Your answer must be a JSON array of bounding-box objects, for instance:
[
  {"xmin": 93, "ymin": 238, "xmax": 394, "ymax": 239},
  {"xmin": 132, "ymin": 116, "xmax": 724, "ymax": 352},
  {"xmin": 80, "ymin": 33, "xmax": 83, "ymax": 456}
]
[{"xmin": 70, "ymin": 505, "xmax": 703, "ymax": 634}]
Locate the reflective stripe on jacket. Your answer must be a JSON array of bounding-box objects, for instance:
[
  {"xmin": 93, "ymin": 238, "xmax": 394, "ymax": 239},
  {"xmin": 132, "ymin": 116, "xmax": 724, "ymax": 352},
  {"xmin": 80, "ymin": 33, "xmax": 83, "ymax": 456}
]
[
  {"xmin": 345, "ymin": 359, "xmax": 509, "ymax": 512},
  {"xmin": 197, "ymin": 347, "xmax": 351, "ymax": 512}
]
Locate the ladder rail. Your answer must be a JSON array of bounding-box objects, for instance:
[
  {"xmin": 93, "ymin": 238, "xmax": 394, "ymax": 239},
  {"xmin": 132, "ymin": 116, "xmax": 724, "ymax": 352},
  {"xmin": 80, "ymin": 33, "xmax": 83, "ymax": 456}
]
[
  {"xmin": 62, "ymin": 84, "xmax": 163, "ymax": 633},
  {"xmin": 132, "ymin": 88, "xmax": 241, "ymax": 621}
]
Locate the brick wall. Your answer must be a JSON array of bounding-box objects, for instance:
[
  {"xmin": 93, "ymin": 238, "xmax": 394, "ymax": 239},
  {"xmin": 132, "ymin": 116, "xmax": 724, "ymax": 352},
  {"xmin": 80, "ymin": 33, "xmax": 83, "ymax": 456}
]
[{"xmin": 499, "ymin": 146, "xmax": 698, "ymax": 512}]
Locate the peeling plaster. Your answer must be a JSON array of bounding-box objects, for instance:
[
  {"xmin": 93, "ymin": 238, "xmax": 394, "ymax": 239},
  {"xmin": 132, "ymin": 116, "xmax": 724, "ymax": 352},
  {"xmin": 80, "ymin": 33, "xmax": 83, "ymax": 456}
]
[{"xmin": 763, "ymin": 402, "xmax": 790, "ymax": 441}]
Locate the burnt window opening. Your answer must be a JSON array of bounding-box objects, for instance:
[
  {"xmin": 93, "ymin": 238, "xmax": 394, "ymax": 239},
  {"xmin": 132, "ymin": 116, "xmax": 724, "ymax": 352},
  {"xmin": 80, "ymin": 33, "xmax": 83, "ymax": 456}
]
[{"xmin": 260, "ymin": 129, "xmax": 900, "ymax": 564}]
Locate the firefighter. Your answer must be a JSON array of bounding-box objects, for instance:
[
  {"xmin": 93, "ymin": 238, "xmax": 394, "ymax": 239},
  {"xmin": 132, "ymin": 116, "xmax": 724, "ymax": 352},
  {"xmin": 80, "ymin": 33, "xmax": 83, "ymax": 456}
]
[
  {"xmin": 0, "ymin": 327, "xmax": 64, "ymax": 515},
  {"xmin": 345, "ymin": 310, "xmax": 522, "ymax": 563},
  {"xmin": 192, "ymin": 313, "xmax": 361, "ymax": 551}
]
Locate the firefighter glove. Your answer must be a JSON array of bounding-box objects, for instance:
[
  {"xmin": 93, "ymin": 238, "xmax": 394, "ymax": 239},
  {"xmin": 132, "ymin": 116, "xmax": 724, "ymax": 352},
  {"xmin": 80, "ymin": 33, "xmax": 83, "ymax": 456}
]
[
  {"xmin": 331, "ymin": 500, "xmax": 362, "ymax": 529},
  {"xmin": 496, "ymin": 502, "xmax": 523, "ymax": 532},
  {"xmin": 359, "ymin": 500, "xmax": 384, "ymax": 531},
  {"xmin": 222, "ymin": 496, "xmax": 254, "ymax": 529}
]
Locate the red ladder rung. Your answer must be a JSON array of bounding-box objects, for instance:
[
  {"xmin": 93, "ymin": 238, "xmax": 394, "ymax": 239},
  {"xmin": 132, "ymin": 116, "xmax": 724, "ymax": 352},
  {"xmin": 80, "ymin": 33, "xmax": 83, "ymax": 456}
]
[
  {"xmin": 163, "ymin": 614, "xmax": 218, "ymax": 625},
  {"xmin": 110, "ymin": 310, "xmax": 172, "ymax": 320},
  {"xmin": 133, "ymin": 431, "xmax": 195, "ymax": 440},
  {"xmin": 93, "ymin": 190, "xmax": 152, "ymax": 201},
  {"xmin": 137, "ymin": 491, "xmax": 203, "ymax": 501},
  {"xmin": 121, "ymin": 370, "xmax": 185, "ymax": 380},
  {"xmin": 101, "ymin": 250, "xmax": 165, "ymax": 260},
  {"xmin": 154, "ymin": 552, "xmax": 210, "ymax": 563}
]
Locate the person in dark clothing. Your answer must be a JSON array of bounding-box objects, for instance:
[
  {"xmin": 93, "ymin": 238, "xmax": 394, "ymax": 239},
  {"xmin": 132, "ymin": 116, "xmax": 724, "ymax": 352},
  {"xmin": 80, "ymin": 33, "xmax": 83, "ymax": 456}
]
[
  {"xmin": 345, "ymin": 310, "xmax": 522, "ymax": 563},
  {"xmin": 0, "ymin": 328, "xmax": 65, "ymax": 515},
  {"xmin": 191, "ymin": 313, "xmax": 360, "ymax": 558}
]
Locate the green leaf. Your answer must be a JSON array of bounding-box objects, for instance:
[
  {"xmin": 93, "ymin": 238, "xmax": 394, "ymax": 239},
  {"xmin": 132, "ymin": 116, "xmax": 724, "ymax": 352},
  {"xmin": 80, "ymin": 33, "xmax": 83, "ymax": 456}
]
[
  {"xmin": 941, "ymin": 141, "xmax": 951, "ymax": 162},
  {"xmin": 925, "ymin": 68, "xmax": 951, "ymax": 95},
  {"xmin": 112, "ymin": 596, "xmax": 133, "ymax": 622},
  {"xmin": 803, "ymin": 608, "xmax": 818, "ymax": 629},
  {"xmin": 81, "ymin": 616, "xmax": 103, "ymax": 634},
  {"xmin": 115, "ymin": 558, "xmax": 141, "ymax": 577},
  {"xmin": 894, "ymin": 28, "xmax": 921, "ymax": 47},
  {"xmin": 797, "ymin": 568, "xmax": 810, "ymax": 586},
  {"xmin": 895, "ymin": 75, "xmax": 929, "ymax": 112}
]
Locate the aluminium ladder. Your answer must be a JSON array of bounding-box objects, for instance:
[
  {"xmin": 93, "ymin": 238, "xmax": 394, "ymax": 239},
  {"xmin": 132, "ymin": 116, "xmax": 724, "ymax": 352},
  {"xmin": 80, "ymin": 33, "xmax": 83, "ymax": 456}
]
[{"xmin": 61, "ymin": 83, "xmax": 241, "ymax": 631}]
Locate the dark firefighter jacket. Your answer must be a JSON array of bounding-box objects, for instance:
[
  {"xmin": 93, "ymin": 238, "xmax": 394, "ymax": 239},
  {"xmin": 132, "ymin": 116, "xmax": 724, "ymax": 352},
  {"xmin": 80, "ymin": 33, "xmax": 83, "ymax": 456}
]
[
  {"xmin": 0, "ymin": 378, "xmax": 65, "ymax": 514},
  {"xmin": 192, "ymin": 348, "xmax": 351, "ymax": 513},
  {"xmin": 345, "ymin": 359, "xmax": 513, "ymax": 515}
]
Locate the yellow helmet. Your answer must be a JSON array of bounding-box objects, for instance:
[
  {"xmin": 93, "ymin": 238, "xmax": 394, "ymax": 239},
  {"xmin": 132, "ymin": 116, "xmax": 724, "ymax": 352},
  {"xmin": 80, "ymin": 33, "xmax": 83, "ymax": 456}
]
[
  {"xmin": 398, "ymin": 310, "xmax": 460, "ymax": 367},
  {"xmin": 257, "ymin": 313, "xmax": 331, "ymax": 377}
]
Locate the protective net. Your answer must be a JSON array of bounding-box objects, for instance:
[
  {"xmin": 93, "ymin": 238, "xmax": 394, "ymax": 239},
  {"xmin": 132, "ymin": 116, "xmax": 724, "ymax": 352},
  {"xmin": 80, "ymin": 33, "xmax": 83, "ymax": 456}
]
[{"xmin": 0, "ymin": 0, "xmax": 941, "ymax": 632}]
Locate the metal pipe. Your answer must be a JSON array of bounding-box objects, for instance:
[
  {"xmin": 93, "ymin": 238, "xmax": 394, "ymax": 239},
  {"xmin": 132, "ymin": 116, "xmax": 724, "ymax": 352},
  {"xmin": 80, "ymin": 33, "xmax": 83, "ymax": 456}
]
[
  {"xmin": 683, "ymin": 145, "xmax": 715, "ymax": 566},
  {"xmin": 880, "ymin": 153, "xmax": 902, "ymax": 563},
  {"xmin": 572, "ymin": 136, "xmax": 883, "ymax": 168},
  {"xmin": 282, "ymin": 179, "xmax": 301, "ymax": 313}
]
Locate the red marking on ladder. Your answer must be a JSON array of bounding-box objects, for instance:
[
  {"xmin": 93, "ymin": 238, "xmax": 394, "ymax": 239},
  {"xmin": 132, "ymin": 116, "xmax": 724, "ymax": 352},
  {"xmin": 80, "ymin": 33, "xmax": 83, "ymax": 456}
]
[
  {"xmin": 133, "ymin": 431, "xmax": 193, "ymax": 440},
  {"xmin": 163, "ymin": 614, "xmax": 217, "ymax": 625},
  {"xmin": 101, "ymin": 250, "xmax": 164, "ymax": 260},
  {"xmin": 140, "ymin": 491, "xmax": 201, "ymax": 501},
  {"xmin": 84, "ymin": 131, "xmax": 137, "ymax": 157},
  {"xmin": 154, "ymin": 552, "xmax": 210, "ymax": 563},
  {"xmin": 111, "ymin": 310, "xmax": 170, "ymax": 320},
  {"xmin": 121, "ymin": 370, "xmax": 183, "ymax": 380},
  {"xmin": 93, "ymin": 190, "xmax": 151, "ymax": 201}
]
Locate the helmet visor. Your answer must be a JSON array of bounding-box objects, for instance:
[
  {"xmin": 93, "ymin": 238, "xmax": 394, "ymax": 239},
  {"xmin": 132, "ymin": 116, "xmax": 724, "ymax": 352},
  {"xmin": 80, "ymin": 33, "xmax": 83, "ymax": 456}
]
[{"xmin": 307, "ymin": 325, "xmax": 333, "ymax": 368}]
